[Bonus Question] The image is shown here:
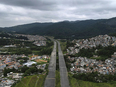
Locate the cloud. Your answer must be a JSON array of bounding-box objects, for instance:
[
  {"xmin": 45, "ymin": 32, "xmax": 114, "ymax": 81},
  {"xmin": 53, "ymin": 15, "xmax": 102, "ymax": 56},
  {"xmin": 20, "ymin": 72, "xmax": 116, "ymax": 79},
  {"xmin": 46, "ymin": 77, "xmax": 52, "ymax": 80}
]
[
  {"xmin": 0, "ymin": 0, "xmax": 116, "ymax": 27},
  {"xmin": 0, "ymin": 0, "xmax": 57, "ymax": 11}
]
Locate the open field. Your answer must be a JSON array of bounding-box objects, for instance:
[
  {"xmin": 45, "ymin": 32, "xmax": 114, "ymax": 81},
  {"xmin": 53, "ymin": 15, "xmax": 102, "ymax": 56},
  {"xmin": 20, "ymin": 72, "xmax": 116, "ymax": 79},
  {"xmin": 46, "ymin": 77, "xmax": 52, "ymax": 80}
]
[
  {"xmin": 15, "ymin": 75, "xmax": 46, "ymax": 87},
  {"xmin": 34, "ymin": 59, "xmax": 48, "ymax": 65}
]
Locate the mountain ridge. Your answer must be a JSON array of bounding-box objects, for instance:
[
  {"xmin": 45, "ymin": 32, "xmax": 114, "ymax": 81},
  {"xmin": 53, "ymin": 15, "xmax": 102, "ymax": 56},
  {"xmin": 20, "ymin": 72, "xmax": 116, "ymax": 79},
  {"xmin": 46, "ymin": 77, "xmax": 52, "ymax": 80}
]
[{"xmin": 1, "ymin": 17, "xmax": 116, "ymax": 39}]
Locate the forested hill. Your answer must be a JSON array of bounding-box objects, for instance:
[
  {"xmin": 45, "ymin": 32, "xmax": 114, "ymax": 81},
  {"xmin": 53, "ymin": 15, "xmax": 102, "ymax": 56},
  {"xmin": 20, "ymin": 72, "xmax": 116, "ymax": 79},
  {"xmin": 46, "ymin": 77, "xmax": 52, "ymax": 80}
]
[{"xmin": 1, "ymin": 17, "xmax": 116, "ymax": 39}]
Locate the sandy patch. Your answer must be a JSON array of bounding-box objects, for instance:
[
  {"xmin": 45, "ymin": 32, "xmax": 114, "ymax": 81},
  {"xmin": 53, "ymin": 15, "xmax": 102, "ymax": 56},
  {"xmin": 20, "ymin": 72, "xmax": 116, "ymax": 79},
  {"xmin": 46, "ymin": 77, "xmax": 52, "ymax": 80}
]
[{"xmin": 35, "ymin": 59, "xmax": 47, "ymax": 63}]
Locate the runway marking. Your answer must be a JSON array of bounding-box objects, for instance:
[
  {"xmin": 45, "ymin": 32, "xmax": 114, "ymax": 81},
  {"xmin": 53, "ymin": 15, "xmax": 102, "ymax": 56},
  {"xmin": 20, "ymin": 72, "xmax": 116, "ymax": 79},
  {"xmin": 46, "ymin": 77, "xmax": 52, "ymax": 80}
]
[{"xmin": 46, "ymin": 78, "xmax": 55, "ymax": 79}]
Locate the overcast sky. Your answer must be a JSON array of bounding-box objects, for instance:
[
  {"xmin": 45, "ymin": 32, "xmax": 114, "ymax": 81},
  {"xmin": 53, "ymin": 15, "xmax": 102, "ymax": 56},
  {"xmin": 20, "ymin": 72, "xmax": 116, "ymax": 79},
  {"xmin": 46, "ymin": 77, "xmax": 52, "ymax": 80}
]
[{"xmin": 0, "ymin": 0, "xmax": 116, "ymax": 27}]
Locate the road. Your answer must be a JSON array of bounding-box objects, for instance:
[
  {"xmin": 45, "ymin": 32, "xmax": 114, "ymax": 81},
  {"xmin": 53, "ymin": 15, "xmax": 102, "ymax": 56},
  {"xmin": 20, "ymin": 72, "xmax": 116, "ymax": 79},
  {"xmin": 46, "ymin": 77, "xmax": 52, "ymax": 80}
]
[
  {"xmin": 58, "ymin": 41, "xmax": 70, "ymax": 87},
  {"xmin": 44, "ymin": 41, "xmax": 56, "ymax": 87}
]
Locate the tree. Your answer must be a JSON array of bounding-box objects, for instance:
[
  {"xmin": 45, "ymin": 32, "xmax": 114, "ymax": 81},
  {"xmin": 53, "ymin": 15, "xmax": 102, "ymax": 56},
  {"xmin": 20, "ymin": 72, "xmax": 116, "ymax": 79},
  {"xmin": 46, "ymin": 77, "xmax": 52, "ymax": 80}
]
[
  {"xmin": 3, "ymin": 68, "xmax": 7, "ymax": 77},
  {"xmin": 21, "ymin": 65, "xmax": 29, "ymax": 73},
  {"xmin": 38, "ymin": 69, "xmax": 44, "ymax": 73}
]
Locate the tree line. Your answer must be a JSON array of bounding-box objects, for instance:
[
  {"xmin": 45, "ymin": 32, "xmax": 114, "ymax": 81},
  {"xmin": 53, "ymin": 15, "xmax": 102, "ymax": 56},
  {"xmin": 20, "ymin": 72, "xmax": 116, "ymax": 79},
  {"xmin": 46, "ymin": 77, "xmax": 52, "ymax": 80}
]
[
  {"xmin": 3, "ymin": 65, "xmax": 44, "ymax": 77},
  {"xmin": 73, "ymin": 72, "xmax": 116, "ymax": 83},
  {"xmin": 75, "ymin": 45, "xmax": 116, "ymax": 61}
]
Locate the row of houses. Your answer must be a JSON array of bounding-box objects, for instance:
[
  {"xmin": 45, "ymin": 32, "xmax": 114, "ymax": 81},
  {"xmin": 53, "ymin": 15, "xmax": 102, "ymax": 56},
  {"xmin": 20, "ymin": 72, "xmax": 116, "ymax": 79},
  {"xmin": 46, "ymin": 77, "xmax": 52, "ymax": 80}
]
[
  {"xmin": 70, "ymin": 52, "xmax": 116, "ymax": 75},
  {"xmin": 30, "ymin": 54, "xmax": 50, "ymax": 60},
  {"xmin": 67, "ymin": 35, "xmax": 116, "ymax": 55},
  {"xmin": 0, "ymin": 54, "xmax": 48, "ymax": 87},
  {"xmin": 0, "ymin": 54, "xmax": 48, "ymax": 71},
  {"xmin": 0, "ymin": 54, "xmax": 28, "ymax": 70},
  {"xmin": 0, "ymin": 79, "xmax": 15, "ymax": 87},
  {"xmin": 0, "ymin": 72, "xmax": 23, "ymax": 87}
]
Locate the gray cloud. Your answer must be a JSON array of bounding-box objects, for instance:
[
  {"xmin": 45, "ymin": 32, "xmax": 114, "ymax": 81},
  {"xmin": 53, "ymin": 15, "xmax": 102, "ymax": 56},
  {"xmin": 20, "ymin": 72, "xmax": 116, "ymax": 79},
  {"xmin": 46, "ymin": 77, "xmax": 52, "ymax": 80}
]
[
  {"xmin": 0, "ymin": 0, "xmax": 116, "ymax": 27},
  {"xmin": 0, "ymin": 0, "xmax": 57, "ymax": 11}
]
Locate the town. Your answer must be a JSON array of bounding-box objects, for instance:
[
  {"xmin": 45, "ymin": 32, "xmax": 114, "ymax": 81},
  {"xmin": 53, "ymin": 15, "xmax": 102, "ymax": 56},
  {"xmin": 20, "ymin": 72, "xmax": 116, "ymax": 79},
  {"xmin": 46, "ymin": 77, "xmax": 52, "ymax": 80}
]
[
  {"xmin": 70, "ymin": 52, "xmax": 116, "ymax": 75},
  {"xmin": 1, "ymin": 33, "xmax": 116, "ymax": 86},
  {"xmin": 64, "ymin": 35, "xmax": 116, "ymax": 83},
  {"xmin": 67, "ymin": 35, "xmax": 116, "ymax": 55},
  {"xmin": 0, "ymin": 33, "xmax": 51, "ymax": 87},
  {"xmin": 0, "ymin": 54, "xmax": 50, "ymax": 87},
  {"xmin": 15, "ymin": 34, "xmax": 46, "ymax": 46}
]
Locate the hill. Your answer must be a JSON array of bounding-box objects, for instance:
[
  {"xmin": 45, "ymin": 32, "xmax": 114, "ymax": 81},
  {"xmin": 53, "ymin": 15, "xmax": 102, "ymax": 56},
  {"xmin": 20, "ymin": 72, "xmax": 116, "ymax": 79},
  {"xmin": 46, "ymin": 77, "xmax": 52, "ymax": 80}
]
[{"xmin": 1, "ymin": 17, "xmax": 116, "ymax": 39}]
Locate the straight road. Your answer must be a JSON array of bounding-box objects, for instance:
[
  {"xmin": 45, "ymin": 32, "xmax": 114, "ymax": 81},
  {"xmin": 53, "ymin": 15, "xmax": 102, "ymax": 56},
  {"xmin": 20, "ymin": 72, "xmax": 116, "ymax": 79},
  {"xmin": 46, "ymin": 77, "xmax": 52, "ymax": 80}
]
[
  {"xmin": 58, "ymin": 41, "xmax": 70, "ymax": 87},
  {"xmin": 44, "ymin": 41, "xmax": 56, "ymax": 87}
]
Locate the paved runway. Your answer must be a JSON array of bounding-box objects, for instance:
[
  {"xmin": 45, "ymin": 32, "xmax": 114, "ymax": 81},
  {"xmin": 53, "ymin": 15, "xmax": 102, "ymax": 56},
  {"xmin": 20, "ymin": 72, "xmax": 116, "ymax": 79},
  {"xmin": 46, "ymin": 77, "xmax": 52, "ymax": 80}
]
[
  {"xmin": 44, "ymin": 41, "xmax": 56, "ymax": 87},
  {"xmin": 58, "ymin": 41, "xmax": 70, "ymax": 87}
]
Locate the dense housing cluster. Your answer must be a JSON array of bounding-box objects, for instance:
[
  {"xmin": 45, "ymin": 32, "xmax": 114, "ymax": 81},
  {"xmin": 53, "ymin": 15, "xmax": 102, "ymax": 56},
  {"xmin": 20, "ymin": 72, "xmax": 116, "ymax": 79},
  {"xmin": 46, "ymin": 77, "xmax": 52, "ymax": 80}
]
[{"xmin": 67, "ymin": 35, "xmax": 116, "ymax": 55}]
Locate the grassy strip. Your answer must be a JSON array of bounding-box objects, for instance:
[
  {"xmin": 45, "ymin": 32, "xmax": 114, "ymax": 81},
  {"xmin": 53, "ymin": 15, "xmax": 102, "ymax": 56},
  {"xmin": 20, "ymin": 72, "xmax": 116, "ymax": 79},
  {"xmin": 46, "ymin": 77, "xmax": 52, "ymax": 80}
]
[
  {"xmin": 35, "ymin": 75, "xmax": 46, "ymax": 87},
  {"xmin": 15, "ymin": 75, "xmax": 46, "ymax": 87},
  {"xmin": 68, "ymin": 73, "xmax": 116, "ymax": 87},
  {"xmin": 55, "ymin": 70, "xmax": 61, "ymax": 87},
  {"xmin": 15, "ymin": 76, "xmax": 32, "ymax": 87},
  {"xmin": 59, "ymin": 40, "xmax": 67, "ymax": 54},
  {"xmin": 55, "ymin": 42, "xmax": 61, "ymax": 87},
  {"xmin": 28, "ymin": 75, "xmax": 37, "ymax": 87},
  {"xmin": 34, "ymin": 76, "xmax": 39, "ymax": 87}
]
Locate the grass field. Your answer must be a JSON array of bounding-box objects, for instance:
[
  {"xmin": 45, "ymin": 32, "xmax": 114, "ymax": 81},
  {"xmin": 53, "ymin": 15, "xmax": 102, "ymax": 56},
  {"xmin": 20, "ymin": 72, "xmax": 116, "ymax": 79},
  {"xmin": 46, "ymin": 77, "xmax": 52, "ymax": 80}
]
[
  {"xmin": 69, "ymin": 73, "xmax": 116, "ymax": 87},
  {"xmin": 31, "ymin": 58, "xmax": 48, "ymax": 65},
  {"xmin": 15, "ymin": 74, "xmax": 46, "ymax": 87},
  {"xmin": 32, "ymin": 51, "xmax": 40, "ymax": 55}
]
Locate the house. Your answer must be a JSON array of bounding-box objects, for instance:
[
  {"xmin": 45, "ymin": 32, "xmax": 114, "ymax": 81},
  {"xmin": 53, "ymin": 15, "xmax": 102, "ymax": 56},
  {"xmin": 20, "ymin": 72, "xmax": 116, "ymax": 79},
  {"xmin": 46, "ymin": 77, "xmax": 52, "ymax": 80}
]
[{"xmin": 7, "ymin": 72, "xmax": 23, "ymax": 80}]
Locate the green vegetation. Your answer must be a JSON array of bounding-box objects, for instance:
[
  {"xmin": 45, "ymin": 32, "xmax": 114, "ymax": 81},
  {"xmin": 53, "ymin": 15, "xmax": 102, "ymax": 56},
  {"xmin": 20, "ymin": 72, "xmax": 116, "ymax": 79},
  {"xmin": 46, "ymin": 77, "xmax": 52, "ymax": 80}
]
[
  {"xmin": 0, "ymin": 39, "xmax": 22, "ymax": 47},
  {"xmin": 59, "ymin": 40, "xmax": 67, "ymax": 54},
  {"xmin": 0, "ymin": 39, "xmax": 32, "ymax": 55},
  {"xmin": 3, "ymin": 68, "xmax": 18, "ymax": 77},
  {"xmin": 90, "ymin": 56, "xmax": 108, "ymax": 61},
  {"xmin": 23, "ymin": 66, "xmax": 42, "ymax": 76},
  {"xmin": 56, "ymin": 56, "xmax": 59, "ymax": 70},
  {"xmin": 56, "ymin": 70, "xmax": 61, "ymax": 87},
  {"xmin": 8, "ymin": 48, "xmax": 32, "ymax": 55},
  {"xmin": 56, "ymin": 44, "xmax": 61, "ymax": 87},
  {"xmin": 59, "ymin": 40, "xmax": 75, "ymax": 54},
  {"xmin": 64, "ymin": 55, "xmax": 75, "ymax": 72},
  {"xmin": 109, "ymin": 32, "xmax": 116, "ymax": 37},
  {"xmin": 69, "ymin": 73, "xmax": 116, "ymax": 87},
  {"xmin": 3, "ymin": 65, "xmax": 44, "ymax": 77},
  {"xmin": 36, "ymin": 61, "xmax": 48, "ymax": 65},
  {"xmin": 29, "ymin": 39, "xmax": 53, "ymax": 55},
  {"xmin": 17, "ymin": 57, "xmax": 29, "ymax": 64},
  {"xmin": 15, "ymin": 74, "xmax": 46, "ymax": 87},
  {"xmin": 75, "ymin": 48, "xmax": 94, "ymax": 58},
  {"xmin": 75, "ymin": 45, "xmax": 116, "ymax": 61},
  {"xmin": 73, "ymin": 72, "xmax": 116, "ymax": 83},
  {"xmin": 2, "ymin": 17, "xmax": 116, "ymax": 39},
  {"xmin": 0, "ymin": 38, "xmax": 53, "ymax": 55},
  {"xmin": 0, "ymin": 32, "xmax": 28, "ymax": 40}
]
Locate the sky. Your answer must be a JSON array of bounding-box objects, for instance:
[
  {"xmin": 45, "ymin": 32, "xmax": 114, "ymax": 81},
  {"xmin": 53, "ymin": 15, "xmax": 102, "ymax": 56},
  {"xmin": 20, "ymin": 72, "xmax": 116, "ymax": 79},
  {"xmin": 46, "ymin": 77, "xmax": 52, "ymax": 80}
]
[{"xmin": 0, "ymin": 0, "xmax": 116, "ymax": 27}]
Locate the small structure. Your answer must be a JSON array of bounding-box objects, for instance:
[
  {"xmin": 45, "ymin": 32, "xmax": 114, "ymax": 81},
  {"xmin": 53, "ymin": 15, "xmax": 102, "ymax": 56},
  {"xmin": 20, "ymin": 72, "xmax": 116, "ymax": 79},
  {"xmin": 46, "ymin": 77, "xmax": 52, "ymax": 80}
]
[
  {"xmin": 4, "ymin": 45, "xmax": 16, "ymax": 48},
  {"xmin": 23, "ymin": 61, "xmax": 37, "ymax": 67}
]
